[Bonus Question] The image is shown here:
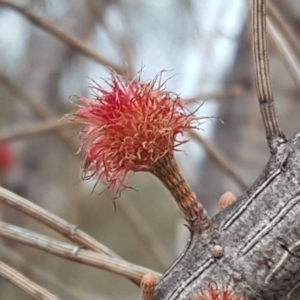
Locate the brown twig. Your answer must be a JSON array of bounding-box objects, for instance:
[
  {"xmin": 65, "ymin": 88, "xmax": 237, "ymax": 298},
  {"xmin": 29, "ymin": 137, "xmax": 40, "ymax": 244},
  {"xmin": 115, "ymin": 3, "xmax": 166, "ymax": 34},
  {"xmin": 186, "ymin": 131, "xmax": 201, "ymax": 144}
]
[
  {"xmin": 0, "ymin": 1, "xmax": 124, "ymax": 76},
  {"xmin": 0, "ymin": 260, "xmax": 59, "ymax": 300},
  {"xmin": 189, "ymin": 131, "xmax": 248, "ymax": 191},
  {"xmin": 0, "ymin": 120, "xmax": 79, "ymax": 143},
  {"xmin": 252, "ymin": 0, "xmax": 286, "ymax": 153},
  {"xmin": 0, "ymin": 221, "xmax": 161, "ymax": 283}
]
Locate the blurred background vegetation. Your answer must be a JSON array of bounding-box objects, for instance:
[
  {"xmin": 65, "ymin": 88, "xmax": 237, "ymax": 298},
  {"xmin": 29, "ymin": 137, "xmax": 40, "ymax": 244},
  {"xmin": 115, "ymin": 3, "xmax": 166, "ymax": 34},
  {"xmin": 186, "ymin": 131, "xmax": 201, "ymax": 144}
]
[{"xmin": 0, "ymin": 0, "xmax": 299, "ymax": 299}]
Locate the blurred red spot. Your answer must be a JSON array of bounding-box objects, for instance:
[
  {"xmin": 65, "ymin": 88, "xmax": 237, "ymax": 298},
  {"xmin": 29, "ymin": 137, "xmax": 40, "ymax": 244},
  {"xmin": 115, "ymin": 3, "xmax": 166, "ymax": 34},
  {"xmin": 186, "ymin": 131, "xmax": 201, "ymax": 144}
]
[{"xmin": 0, "ymin": 144, "xmax": 13, "ymax": 172}]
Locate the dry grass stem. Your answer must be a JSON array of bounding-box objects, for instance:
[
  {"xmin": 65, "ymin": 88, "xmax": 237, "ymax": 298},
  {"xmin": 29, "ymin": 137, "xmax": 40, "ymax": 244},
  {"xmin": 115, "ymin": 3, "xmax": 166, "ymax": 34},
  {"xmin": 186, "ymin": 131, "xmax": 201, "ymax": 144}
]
[
  {"xmin": 0, "ymin": 120, "xmax": 79, "ymax": 143},
  {"xmin": 0, "ymin": 72, "xmax": 78, "ymax": 152},
  {"xmin": 0, "ymin": 1, "xmax": 124, "ymax": 75},
  {"xmin": 267, "ymin": 2, "xmax": 300, "ymax": 60},
  {"xmin": 0, "ymin": 260, "xmax": 60, "ymax": 300},
  {"xmin": 0, "ymin": 186, "xmax": 161, "ymax": 286},
  {"xmin": 267, "ymin": 19, "xmax": 300, "ymax": 92},
  {"xmin": 0, "ymin": 187, "xmax": 128, "ymax": 259},
  {"xmin": 252, "ymin": 0, "xmax": 285, "ymax": 152},
  {"xmin": 119, "ymin": 203, "xmax": 170, "ymax": 269},
  {"xmin": 189, "ymin": 131, "xmax": 248, "ymax": 191},
  {"xmin": 185, "ymin": 85, "xmax": 249, "ymax": 102},
  {"xmin": 0, "ymin": 221, "xmax": 161, "ymax": 283},
  {"xmin": 0, "ymin": 243, "xmax": 84, "ymax": 300}
]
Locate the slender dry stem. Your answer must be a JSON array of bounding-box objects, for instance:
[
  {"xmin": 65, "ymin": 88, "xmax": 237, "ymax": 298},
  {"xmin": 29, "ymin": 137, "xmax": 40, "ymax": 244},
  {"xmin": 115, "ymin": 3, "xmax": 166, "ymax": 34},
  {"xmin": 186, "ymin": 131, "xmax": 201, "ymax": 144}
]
[
  {"xmin": 0, "ymin": 120, "xmax": 79, "ymax": 143},
  {"xmin": 252, "ymin": 0, "xmax": 286, "ymax": 153},
  {"xmin": 0, "ymin": 72, "xmax": 78, "ymax": 152},
  {"xmin": 0, "ymin": 221, "xmax": 161, "ymax": 282},
  {"xmin": 0, "ymin": 186, "xmax": 120, "ymax": 257},
  {"xmin": 184, "ymin": 85, "xmax": 249, "ymax": 103},
  {"xmin": 267, "ymin": 2, "xmax": 300, "ymax": 60},
  {"xmin": 0, "ymin": 1, "xmax": 124, "ymax": 75},
  {"xmin": 0, "ymin": 243, "xmax": 84, "ymax": 300},
  {"xmin": 0, "ymin": 260, "xmax": 60, "ymax": 300},
  {"xmin": 267, "ymin": 18, "xmax": 300, "ymax": 92},
  {"xmin": 189, "ymin": 130, "xmax": 248, "ymax": 191},
  {"xmin": 0, "ymin": 186, "xmax": 162, "ymax": 286},
  {"xmin": 118, "ymin": 203, "xmax": 170, "ymax": 269}
]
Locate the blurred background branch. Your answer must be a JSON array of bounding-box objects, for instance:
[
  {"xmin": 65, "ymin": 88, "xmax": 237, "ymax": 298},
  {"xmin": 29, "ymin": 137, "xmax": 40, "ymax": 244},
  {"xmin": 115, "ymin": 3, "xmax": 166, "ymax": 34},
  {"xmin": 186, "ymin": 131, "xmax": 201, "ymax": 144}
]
[{"xmin": 0, "ymin": 0, "xmax": 299, "ymax": 299}]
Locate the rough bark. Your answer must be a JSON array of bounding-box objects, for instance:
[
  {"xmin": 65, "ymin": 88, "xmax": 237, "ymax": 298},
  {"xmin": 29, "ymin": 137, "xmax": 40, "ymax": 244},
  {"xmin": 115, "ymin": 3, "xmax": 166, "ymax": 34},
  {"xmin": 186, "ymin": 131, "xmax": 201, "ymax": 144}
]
[{"xmin": 154, "ymin": 132, "xmax": 300, "ymax": 299}]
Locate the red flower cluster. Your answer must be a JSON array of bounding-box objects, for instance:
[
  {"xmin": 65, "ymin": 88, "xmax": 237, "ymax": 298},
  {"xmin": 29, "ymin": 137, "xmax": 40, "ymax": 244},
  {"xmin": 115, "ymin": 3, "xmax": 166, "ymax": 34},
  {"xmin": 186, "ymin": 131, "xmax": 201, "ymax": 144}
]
[
  {"xmin": 74, "ymin": 72, "xmax": 201, "ymax": 195},
  {"xmin": 190, "ymin": 283, "xmax": 244, "ymax": 300}
]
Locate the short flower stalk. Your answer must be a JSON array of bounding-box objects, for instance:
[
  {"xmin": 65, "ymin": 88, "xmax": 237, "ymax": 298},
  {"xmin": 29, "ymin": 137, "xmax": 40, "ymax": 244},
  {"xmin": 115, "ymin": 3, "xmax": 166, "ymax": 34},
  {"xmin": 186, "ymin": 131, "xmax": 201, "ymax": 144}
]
[
  {"xmin": 150, "ymin": 152, "xmax": 210, "ymax": 233},
  {"xmin": 73, "ymin": 71, "xmax": 210, "ymax": 234}
]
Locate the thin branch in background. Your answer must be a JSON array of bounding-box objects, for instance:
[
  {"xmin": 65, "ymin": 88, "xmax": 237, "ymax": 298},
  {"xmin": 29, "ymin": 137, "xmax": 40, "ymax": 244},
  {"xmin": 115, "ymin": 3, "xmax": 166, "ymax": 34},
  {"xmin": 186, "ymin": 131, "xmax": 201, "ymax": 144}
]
[
  {"xmin": 0, "ymin": 1, "xmax": 125, "ymax": 76},
  {"xmin": 0, "ymin": 260, "xmax": 60, "ymax": 300},
  {"xmin": 0, "ymin": 186, "xmax": 161, "ymax": 286},
  {"xmin": 0, "ymin": 72, "xmax": 78, "ymax": 152},
  {"xmin": 0, "ymin": 72, "xmax": 56, "ymax": 120},
  {"xmin": 0, "ymin": 221, "xmax": 161, "ymax": 282},
  {"xmin": 189, "ymin": 131, "xmax": 248, "ymax": 192},
  {"xmin": 184, "ymin": 85, "xmax": 249, "ymax": 103},
  {"xmin": 0, "ymin": 186, "xmax": 122, "ymax": 258},
  {"xmin": 0, "ymin": 120, "xmax": 79, "ymax": 143},
  {"xmin": 86, "ymin": 0, "xmax": 135, "ymax": 76},
  {"xmin": 118, "ymin": 203, "xmax": 170, "ymax": 269},
  {"xmin": 0, "ymin": 243, "xmax": 85, "ymax": 300},
  {"xmin": 267, "ymin": 18, "xmax": 300, "ymax": 92},
  {"xmin": 252, "ymin": 0, "xmax": 286, "ymax": 153},
  {"xmin": 267, "ymin": 2, "xmax": 300, "ymax": 61}
]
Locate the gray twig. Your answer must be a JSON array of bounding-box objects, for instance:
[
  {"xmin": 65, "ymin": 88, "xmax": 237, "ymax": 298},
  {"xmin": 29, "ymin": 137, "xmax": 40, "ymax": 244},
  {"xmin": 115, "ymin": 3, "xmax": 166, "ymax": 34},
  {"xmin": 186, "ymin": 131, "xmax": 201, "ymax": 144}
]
[{"xmin": 252, "ymin": 0, "xmax": 286, "ymax": 153}]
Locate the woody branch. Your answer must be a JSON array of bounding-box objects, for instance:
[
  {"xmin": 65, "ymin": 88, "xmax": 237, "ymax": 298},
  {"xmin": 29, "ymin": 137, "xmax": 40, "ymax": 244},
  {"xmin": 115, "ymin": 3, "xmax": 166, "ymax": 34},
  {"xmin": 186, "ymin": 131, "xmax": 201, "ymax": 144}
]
[{"xmin": 252, "ymin": 0, "xmax": 286, "ymax": 153}]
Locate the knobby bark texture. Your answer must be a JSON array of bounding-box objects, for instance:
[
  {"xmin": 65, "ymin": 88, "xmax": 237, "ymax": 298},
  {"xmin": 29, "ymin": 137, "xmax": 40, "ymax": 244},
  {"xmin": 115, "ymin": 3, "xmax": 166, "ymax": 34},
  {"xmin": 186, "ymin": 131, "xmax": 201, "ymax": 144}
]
[{"xmin": 154, "ymin": 132, "xmax": 300, "ymax": 299}]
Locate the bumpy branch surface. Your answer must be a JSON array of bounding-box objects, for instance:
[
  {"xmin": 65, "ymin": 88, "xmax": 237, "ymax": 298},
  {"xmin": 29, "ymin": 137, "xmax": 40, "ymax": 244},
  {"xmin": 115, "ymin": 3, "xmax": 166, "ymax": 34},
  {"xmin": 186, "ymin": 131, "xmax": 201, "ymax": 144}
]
[
  {"xmin": 252, "ymin": 0, "xmax": 286, "ymax": 152},
  {"xmin": 153, "ymin": 131, "xmax": 300, "ymax": 300}
]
